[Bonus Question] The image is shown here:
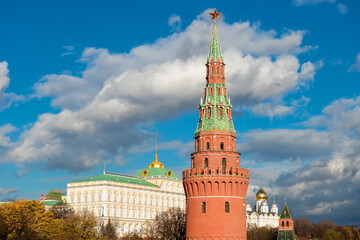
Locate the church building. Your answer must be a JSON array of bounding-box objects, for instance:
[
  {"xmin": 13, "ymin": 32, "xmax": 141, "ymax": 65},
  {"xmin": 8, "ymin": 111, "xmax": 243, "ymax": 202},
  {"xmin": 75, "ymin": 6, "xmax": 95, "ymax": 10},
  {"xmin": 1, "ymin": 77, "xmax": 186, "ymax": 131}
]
[{"xmin": 246, "ymin": 184, "xmax": 280, "ymax": 229}]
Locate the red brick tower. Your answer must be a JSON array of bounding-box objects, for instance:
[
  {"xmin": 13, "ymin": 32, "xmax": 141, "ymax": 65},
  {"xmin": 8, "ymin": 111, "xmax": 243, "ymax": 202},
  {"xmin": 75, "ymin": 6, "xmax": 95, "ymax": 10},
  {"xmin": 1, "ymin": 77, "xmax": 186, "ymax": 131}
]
[{"xmin": 183, "ymin": 9, "xmax": 249, "ymax": 240}]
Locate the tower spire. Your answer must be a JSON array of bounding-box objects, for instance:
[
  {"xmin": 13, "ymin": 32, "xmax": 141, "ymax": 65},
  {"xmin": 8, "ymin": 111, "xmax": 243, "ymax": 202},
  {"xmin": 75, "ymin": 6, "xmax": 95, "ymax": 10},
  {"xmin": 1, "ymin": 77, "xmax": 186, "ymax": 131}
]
[
  {"xmin": 155, "ymin": 130, "xmax": 158, "ymax": 159},
  {"xmin": 208, "ymin": 9, "xmax": 223, "ymax": 63},
  {"xmin": 148, "ymin": 130, "xmax": 164, "ymax": 168}
]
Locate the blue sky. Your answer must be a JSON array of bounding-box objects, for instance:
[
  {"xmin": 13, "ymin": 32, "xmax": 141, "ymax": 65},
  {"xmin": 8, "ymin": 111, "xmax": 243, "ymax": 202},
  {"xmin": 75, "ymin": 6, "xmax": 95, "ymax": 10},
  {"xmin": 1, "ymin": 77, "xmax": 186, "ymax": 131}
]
[{"xmin": 1, "ymin": 0, "xmax": 359, "ymax": 225}]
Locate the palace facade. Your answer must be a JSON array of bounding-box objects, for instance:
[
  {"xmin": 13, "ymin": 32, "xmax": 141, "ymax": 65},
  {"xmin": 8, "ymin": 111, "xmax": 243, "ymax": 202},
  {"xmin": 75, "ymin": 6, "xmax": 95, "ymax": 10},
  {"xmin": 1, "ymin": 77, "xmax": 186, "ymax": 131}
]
[{"xmin": 66, "ymin": 154, "xmax": 185, "ymax": 235}]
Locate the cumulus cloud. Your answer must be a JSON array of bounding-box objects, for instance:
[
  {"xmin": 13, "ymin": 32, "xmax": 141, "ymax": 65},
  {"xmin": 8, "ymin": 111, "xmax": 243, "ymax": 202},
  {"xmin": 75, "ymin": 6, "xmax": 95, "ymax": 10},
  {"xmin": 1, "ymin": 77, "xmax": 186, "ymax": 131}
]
[
  {"xmin": 0, "ymin": 61, "xmax": 10, "ymax": 101},
  {"xmin": 251, "ymin": 102, "xmax": 293, "ymax": 119},
  {"xmin": 61, "ymin": 45, "xmax": 75, "ymax": 57},
  {"xmin": 0, "ymin": 187, "xmax": 18, "ymax": 196},
  {"xmin": 242, "ymin": 95, "xmax": 360, "ymax": 225},
  {"xmin": 0, "ymin": 61, "xmax": 25, "ymax": 110},
  {"xmin": 336, "ymin": 3, "xmax": 348, "ymax": 14},
  {"xmin": 1, "ymin": 10, "xmax": 317, "ymax": 172},
  {"xmin": 168, "ymin": 15, "xmax": 182, "ymax": 31},
  {"xmin": 349, "ymin": 53, "xmax": 360, "ymax": 72}
]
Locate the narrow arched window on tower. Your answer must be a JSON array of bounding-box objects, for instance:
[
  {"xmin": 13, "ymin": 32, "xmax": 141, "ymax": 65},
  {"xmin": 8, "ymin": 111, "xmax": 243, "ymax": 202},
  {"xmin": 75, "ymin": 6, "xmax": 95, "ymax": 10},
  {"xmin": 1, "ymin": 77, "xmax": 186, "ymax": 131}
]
[
  {"xmin": 202, "ymin": 202, "xmax": 206, "ymax": 213},
  {"xmin": 211, "ymin": 67, "xmax": 214, "ymax": 74},
  {"xmin": 206, "ymin": 142, "xmax": 210, "ymax": 150},
  {"xmin": 225, "ymin": 202, "xmax": 230, "ymax": 213},
  {"xmin": 282, "ymin": 221, "xmax": 284, "ymax": 227},
  {"xmin": 217, "ymin": 67, "xmax": 219, "ymax": 74},
  {"xmin": 222, "ymin": 158, "xmax": 226, "ymax": 174},
  {"xmin": 204, "ymin": 158, "xmax": 208, "ymax": 168},
  {"xmin": 286, "ymin": 221, "xmax": 289, "ymax": 226},
  {"xmin": 220, "ymin": 142, "xmax": 224, "ymax": 150}
]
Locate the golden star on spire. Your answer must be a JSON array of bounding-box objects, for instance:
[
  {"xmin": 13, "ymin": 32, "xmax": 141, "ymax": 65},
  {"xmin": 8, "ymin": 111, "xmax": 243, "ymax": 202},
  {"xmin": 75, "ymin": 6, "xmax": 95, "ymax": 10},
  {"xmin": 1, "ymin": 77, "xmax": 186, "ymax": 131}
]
[{"xmin": 209, "ymin": 9, "xmax": 222, "ymax": 22}]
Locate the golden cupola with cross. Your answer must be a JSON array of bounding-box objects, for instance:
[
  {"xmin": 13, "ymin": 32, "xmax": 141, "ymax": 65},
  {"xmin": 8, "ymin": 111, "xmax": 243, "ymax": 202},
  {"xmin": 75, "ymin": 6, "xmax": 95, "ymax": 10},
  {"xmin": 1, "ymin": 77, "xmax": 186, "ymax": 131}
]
[
  {"xmin": 135, "ymin": 132, "xmax": 179, "ymax": 179},
  {"xmin": 148, "ymin": 154, "xmax": 164, "ymax": 169},
  {"xmin": 256, "ymin": 183, "xmax": 268, "ymax": 201}
]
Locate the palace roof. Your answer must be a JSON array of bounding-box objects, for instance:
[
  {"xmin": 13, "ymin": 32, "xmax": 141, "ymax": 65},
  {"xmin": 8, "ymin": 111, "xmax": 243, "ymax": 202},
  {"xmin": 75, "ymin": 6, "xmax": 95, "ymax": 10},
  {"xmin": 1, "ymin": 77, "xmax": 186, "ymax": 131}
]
[{"xmin": 72, "ymin": 173, "xmax": 160, "ymax": 188}]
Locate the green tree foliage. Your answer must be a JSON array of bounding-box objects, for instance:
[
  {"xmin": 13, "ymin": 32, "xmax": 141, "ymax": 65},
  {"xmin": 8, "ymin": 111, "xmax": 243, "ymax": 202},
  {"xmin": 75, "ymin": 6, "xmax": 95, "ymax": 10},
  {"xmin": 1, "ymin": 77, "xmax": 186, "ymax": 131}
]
[{"xmin": 322, "ymin": 229, "xmax": 345, "ymax": 240}]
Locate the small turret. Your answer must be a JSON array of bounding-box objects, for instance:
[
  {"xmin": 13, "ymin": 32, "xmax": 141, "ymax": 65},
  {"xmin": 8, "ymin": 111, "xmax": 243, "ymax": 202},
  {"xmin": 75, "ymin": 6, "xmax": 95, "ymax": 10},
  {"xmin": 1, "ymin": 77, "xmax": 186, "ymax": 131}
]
[
  {"xmin": 260, "ymin": 201, "xmax": 269, "ymax": 213},
  {"xmin": 271, "ymin": 196, "xmax": 279, "ymax": 214},
  {"xmin": 246, "ymin": 199, "xmax": 252, "ymax": 212},
  {"xmin": 277, "ymin": 198, "xmax": 296, "ymax": 240}
]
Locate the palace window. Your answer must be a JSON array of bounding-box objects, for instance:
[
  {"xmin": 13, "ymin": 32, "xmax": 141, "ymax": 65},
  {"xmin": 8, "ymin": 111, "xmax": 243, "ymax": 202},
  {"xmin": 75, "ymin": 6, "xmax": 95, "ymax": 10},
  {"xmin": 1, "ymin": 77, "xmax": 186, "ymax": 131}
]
[
  {"xmin": 220, "ymin": 142, "xmax": 224, "ymax": 150},
  {"xmin": 204, "ymin": 158, "xmax": 208, "ymax": 168},
  {"xmin": 225, "ymin": 202, "xmax": 230, "ymax": 213},
  {"xmin": 202, "ymin": 202, "xmax": 206, "ymax": 213},
  {"xmin": 206, "ymin": 142, "xmax": 210, "ymax": 150}
]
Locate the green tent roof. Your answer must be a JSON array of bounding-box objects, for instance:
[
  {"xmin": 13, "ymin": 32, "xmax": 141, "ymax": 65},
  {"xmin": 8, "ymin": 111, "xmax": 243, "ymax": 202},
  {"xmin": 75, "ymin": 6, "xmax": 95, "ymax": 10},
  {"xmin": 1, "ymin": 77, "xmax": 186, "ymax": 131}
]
[
  {"xmin": 72, "ymin": 174, "xmax": 160, "ymax": 188},
  {"xmin": 208, "ymin": 22, "xmax": 223, "ymax": 63},
  {"xmin": 45, "ymin": 190, "xmax": 63, "ymax": 200},
  {"xmin": 280, "ymin": 202, "xmax": 292, "ymax": 219},
  {"xmin": 135, "ymin": 168, "xmax": 180, "ymax": 179}
]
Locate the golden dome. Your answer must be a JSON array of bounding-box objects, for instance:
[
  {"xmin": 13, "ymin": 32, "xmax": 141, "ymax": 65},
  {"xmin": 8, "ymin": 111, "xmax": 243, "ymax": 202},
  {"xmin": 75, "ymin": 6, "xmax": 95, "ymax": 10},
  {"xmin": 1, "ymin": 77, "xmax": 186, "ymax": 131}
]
[
  {"xmin": 148, "ymin": 154, "xmax": 164, "ymax": 169},
  {"xmin": 255, "ymin": 184, "xmax": 268, "ymax": 201}
]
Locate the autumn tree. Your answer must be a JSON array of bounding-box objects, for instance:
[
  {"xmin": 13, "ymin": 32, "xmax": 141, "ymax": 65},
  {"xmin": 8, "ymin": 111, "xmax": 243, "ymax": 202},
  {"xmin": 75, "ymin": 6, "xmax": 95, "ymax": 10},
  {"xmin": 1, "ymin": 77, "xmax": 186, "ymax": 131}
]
[
  {"xmin": 294, "ymin": 217, "xmax": 316, "ymax": 239},
  {"xmin": 0, "ymin": 200, "xmax": 57, "ymax": 240}
]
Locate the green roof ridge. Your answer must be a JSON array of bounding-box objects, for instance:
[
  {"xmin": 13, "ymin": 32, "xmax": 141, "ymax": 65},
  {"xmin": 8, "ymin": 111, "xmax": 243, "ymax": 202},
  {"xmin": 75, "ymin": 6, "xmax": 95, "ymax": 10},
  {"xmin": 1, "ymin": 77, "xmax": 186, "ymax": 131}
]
[
  {"xmin": 208, "ymin": 23, "xmax": 223, "ymax": 63},
  {"xmin": 72, "ymin": 174, "xmax": 160, "ymax": 188},
  {"xmin": 134, "ymin": 168, "xmax": 180, "ymax": 179}
]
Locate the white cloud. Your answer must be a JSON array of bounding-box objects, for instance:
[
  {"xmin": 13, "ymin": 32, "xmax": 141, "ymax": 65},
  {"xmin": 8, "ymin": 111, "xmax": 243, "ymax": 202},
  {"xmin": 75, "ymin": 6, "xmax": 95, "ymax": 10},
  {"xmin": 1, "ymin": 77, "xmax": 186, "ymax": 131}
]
[
  {"xmin": 337, "ymin": 3, "xmax": 348, "ymax": 14},
  {"xmin": 238, "ymin": 129, "xmax": 335, "ymax": 161},
  {"xmin": 0, "ymin": 187, "xmax": 18, "ymax": 196},
  {"xmin": 293, "ymin": 0, "xmax": 335, "ymax": 6},
  {"xmin": 349, "ymin": 52, "xmax": 360, "ymax": 72},
  {"xmin": 60, "ymin": 45, "xmax": 75, "ymax": 57},
  {"xmin": 0, "ymin": 61, "xmax": 10, "ymax": 99},
  {"xmin": 0, "ymin": 124, "xmax": 17, "ymax": 148},
  {"xmin": 168, "ymin": 15, "xmax": 182, "ymax": 31},
  {"xmin": 241, "ymin": 95, "xmax": 360, "ymax": 224},
  {"xmin": 0, "ymin": 61, "xmax": 25, "ymax": 110},
  {"xmin": 251, "ymin": 102, "xmax": 293, "ymax": 119},
  {"xmin": 2, "ymin": 10, "xmax": 317, "ymax": 172}
]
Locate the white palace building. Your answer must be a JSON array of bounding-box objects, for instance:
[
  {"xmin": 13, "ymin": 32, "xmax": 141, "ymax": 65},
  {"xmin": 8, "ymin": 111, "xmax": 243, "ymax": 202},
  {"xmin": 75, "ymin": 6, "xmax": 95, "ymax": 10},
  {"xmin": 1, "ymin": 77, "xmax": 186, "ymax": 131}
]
[{"xmin": 66, "ymin": 154, "xmax": 185, "ymax": 235}]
